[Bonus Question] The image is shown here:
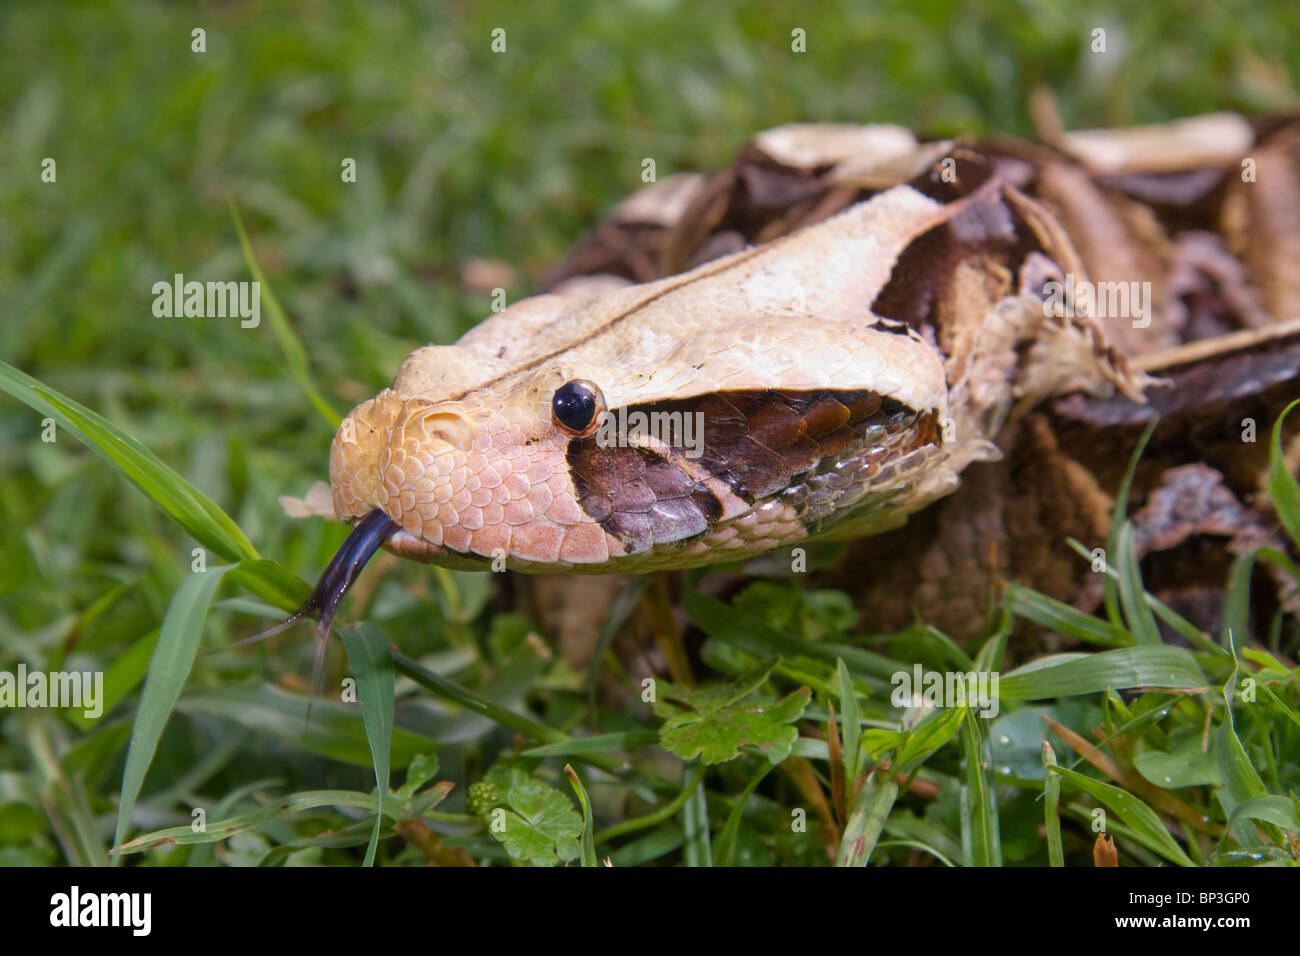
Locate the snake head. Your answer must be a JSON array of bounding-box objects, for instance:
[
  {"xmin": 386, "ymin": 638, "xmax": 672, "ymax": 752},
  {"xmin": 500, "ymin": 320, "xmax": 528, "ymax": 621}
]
[
  {"xmin": 327, "ymin": 348, "xmax": 605, "ymax": 567},
  {"xmin": 316, "ymin": 164, "xmax": 1147, "ymax": 581},
  {"xmin": 328, "ymin": 339, "xmax": 619, "ymax": 567}
]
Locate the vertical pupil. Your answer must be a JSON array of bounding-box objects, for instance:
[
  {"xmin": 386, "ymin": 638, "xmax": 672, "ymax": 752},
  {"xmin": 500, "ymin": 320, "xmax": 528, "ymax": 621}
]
[{"xmin": 554, "ymin": 383, "xmax": 595, "ymax": 430}]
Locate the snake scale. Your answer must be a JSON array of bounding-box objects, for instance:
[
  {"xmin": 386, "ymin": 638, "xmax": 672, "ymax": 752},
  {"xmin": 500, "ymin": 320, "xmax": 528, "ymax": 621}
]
[{"xmin": 283, "ymin": 111, "xmax": 1300, "ymax": 645}]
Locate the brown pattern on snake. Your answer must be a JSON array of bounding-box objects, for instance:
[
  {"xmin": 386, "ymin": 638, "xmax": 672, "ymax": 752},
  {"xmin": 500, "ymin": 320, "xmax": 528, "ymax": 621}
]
[{"xmin": 566, "ymin": 389, "xmax": 937, "ymax": 554}]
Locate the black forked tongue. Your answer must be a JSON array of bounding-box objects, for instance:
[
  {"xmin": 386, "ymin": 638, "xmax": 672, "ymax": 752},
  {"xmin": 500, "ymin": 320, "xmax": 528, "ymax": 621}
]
[
  {"xmin": 289, "ymin": 508, "xmax": 401, "ymax": 643},
  {"xmin": 221, "ymin": 509, "xmax": 399, "ymax": 701}
]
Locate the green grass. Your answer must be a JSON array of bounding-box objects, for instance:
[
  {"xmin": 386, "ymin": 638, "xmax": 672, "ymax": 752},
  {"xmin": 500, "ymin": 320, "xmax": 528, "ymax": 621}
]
[{"xmin": 2, "ymin": 0, "xmax": 1299, "ymax": 866}]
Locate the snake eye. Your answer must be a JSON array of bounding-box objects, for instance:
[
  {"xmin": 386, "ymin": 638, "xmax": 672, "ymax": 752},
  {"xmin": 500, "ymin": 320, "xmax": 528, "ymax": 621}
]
[{"xmin": 551, "ymin": 379, "xmax": 605, "ymax": 436}]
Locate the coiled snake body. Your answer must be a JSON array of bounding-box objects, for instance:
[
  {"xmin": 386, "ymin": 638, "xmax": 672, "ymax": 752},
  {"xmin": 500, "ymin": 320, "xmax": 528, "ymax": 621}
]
[{"xmin": 287, "ymin": 113, "xmax": 1300, "ymax": 640}]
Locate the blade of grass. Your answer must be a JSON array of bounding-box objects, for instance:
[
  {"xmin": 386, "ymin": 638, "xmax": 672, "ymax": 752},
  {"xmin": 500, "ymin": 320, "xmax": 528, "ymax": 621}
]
[
  {"xmin": 837, "ymin": 772, "xmax": 900, "ymax": 866},
  {"xmin": 1224, "ymin": 795, "xmax": 1299, "ymax": 834},
  {"xmin": 29, "ymin": 717, "xmax": 110, "ymax": 866},
  {"xmin": 1042, "ymin": 714, "xmax": 1222, "ymax": 837},
  {"xmin": 837, "ymin": 659, "xmax": 862, "ymax": 789},
  {"xmin": 1268, "ymin": 399, "xmax": 1300, "ymax": 544},
  {"xmin": 338, "ymin": 624, "xmax": 395, "ymax": 867},
  {"xmin": 177, "ymin": 683, "xmax": 437, "ymax": 768},
  {"xmin": 1222, "ymin": 550, "xmax": 1260, "ymax": 648},
  {"xmin": 827, "ymin": 699, "xmax": 846, "ymax": 823},
  {"xmin": 521, "ymin": 731, "xmax": 659, "ymax": 758},
  {"xmin": 113, "ymin": 564, "xmax": 233, "ymax": 861},
  {"xmin": 1216, "ymin": 632, "xmax": 1269, "ymax": 846},
  {"xmin": 391, "ymin": 651, "xmax": 566, "ymax": 745},
  {"xmin": 873, "ymin": 839, "xmax": 957, "ymax": 866},
  {"xmin": 564, "ymin": 764, "xmax": 598, "ymax": 867},
  {"xmin": 1048, "ymin": 766, "xmax": 1195, "ymax": 866},
  {"xmin": 881, "ymin": 812, "xmax": 962, "ymax": 865},
  {"xmin": 593, "ymin": 767, "xmax": 703, "ymax": 845},
  {"xmin": 230, "ymin": 200, "xmax": 342, "ymax": 429},
  {"xmin": 961, "ymin": 707, "xmax": 1001, "ymax": 866},
  {"xmin": 228, "ymin": 559, "xmax": 311, "ymax": 615},
  {"xmin": 999, "ymin": 645, "xmax": 1205, "ymax": 699},
  {"xmin": 1254, "ymin": 681, "xmax": 1300, "ymax": 732},
  {"xmin": 391, "ymin": 650, "xmax": 633, "ymax": 779},
  {"xmin": 1042, "ymin": 741, "xmax": 1064, "ymax": 866},
  {"xmin": 1067, "ymin": 537, "xmax": 1226, "ymax": 656},
  {"xmin": 1116, "ymin": 522, "xmax": 1161, "ymax": 645},
  {"xmin": 1103, "ymin": 421, "xmax": 1157, "ymax": 625},
  {"xmin": 681, "ymin": 765, "xmax": 712, "ymax": 867},
  {"xmin": 1004, "ymin": 584, "xmax": 1135, "ymax": 647},
  {"xmin": 896, "ymin": 704, "xmax": 966, "ymax": 774},
  {"xmin": 608, "ymin": 826, "xmax": 683, "ymax": 866},
  {"xmin": 716, "ymin": 762, "xmax": 773, "ymax": 866},
  {"xmin": 0, "ymin": 359, "xmax": 258, "ymax": 563},
  {"xmin": 114, "ymin": 787, "xmax": 451, "ymax": 855}
]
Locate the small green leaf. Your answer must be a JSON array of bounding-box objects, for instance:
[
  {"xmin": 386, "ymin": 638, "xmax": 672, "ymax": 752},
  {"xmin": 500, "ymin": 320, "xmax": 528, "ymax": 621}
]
[
  {"xmin": 1133, "ymin": 730, "xmax": 1223, "ymax": 789},
  {"xmin": 480, "ymin": 766, "xmax": 582, "ymax": 867},
  {"xmin": 895, "ymin": 705, "xmax": 966, "ymax": 774},
  {"xmin": 653, "ymin": 662, "xmax": 810, "ymax": 765},
  {"xmin": 395, "ymin": 754, "xmax": 441, "ymax": 801}
]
